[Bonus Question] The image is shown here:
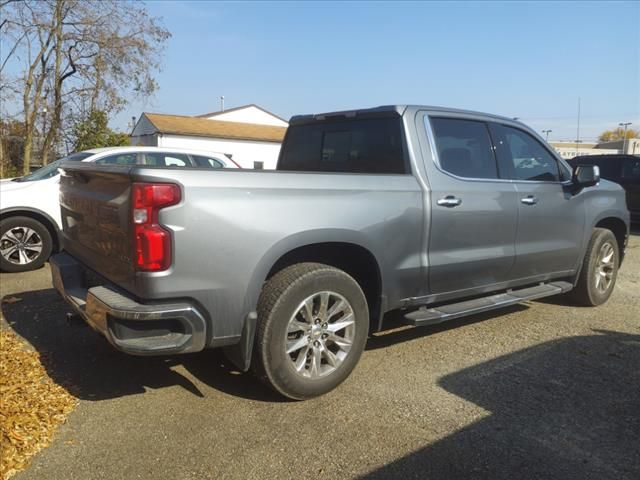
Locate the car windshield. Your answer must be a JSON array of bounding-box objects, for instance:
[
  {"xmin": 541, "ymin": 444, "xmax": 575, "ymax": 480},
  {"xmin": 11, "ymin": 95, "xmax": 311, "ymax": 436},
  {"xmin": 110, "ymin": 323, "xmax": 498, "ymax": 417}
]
[{"xmin": 14, "ymin": 152, "xmax": 93, "ymax": 182}]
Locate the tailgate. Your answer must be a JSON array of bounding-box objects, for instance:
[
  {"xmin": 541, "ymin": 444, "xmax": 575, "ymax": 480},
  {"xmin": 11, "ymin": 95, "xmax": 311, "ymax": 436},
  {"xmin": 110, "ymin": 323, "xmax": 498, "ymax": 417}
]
[{"xmin": 59, "ymin": 162, "xmax": 135, "ymax": 284}]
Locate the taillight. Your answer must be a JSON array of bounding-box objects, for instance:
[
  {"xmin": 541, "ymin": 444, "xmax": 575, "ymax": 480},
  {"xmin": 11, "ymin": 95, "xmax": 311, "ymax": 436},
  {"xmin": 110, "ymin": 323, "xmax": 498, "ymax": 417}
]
[{"xmin": 131, "ymin": 183, "xmax": 181, "ymax": 271}]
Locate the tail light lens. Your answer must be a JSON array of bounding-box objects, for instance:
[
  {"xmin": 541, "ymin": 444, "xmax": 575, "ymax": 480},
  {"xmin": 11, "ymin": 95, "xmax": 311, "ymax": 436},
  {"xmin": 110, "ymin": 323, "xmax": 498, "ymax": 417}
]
[{"xmin": 132, "ymin": 183, "xmax": 181, "ymax": 271}]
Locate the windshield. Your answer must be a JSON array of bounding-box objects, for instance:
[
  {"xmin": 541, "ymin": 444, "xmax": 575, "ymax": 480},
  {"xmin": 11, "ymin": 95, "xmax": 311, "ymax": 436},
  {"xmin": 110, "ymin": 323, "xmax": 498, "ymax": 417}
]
[{"xmin": 16, "ymin": 152, "xmax": 93, "ymax": 182}]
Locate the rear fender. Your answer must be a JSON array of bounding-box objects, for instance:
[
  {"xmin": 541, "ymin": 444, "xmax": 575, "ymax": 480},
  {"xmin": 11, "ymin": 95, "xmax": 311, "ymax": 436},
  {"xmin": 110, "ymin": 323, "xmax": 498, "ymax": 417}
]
[{"xmin": 225, "ymin": 229, "xmax": 379, "ymax": 372}]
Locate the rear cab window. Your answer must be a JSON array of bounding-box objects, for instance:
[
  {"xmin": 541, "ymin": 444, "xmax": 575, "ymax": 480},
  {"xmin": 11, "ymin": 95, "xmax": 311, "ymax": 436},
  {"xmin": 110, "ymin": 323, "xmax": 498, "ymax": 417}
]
[{"xmin": 278, "ymin": 116, "xmax": 407, "ymax": 174}]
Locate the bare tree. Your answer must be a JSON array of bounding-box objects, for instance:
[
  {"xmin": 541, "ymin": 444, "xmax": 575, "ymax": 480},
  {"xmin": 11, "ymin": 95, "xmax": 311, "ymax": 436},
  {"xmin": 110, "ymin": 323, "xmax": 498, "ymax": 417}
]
[{"xmin": 1, "ymin": 0, "xmax": 170, "ymax": 171}]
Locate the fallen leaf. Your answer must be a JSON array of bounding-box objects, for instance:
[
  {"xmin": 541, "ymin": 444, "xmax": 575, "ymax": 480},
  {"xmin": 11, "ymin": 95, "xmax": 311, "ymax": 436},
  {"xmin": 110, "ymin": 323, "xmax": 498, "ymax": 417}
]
[
  {"xmin": 0, "ymin": 330, "xmax": 78, "ymax": 479},
  {"xmin": 1, "ymin": 296, "xmax": 22, "ymax": 305}
]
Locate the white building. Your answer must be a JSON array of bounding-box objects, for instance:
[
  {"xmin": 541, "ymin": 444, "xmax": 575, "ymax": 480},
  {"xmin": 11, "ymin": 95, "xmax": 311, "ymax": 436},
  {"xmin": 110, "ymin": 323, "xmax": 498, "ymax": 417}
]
[
  {"xmin": 550, "ymin": 141, "xmax": 622, "ymax": 160},
  {"xmin": 595, "ymin": 138, "xmax": 640, "ymax": 156},
  {"xmin": 130, "ymin": 104, "xmax": 288, "ymax": 169}
]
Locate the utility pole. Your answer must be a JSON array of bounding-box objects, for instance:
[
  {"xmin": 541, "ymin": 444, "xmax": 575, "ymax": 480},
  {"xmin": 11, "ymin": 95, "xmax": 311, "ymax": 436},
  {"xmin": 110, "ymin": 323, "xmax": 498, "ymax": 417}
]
[
  {"xmin": 619, "ymin": 122, "xmax": 632, "ymax": 154},
  {"xmin": 576, "ymin": 97, "xmax": 581, "ymax": 155},
  {"xmin": 542, "ymin": 129, "xmax": 552, "ymax": 142},
  {"xmin": 220, "ymin": 96, "xmax": 225, "ymax": 112}
]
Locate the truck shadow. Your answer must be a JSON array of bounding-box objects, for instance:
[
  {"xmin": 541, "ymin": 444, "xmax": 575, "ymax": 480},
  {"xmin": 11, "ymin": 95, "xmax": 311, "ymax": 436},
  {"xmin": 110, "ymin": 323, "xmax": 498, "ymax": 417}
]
[
  {"xmin": 3, "ymin": 288, "xmax": 534, "ymax": 403},
  {"xmin": 361, "ymin": 329, "xmax": 640, "ymax": 480},
  {"xmin": 1, "ymin": 288, "xmax": 284, "ymax": 403},
  {"xmin": 367, "ymin": 304, "xmax": 529, "ymax": 350}
]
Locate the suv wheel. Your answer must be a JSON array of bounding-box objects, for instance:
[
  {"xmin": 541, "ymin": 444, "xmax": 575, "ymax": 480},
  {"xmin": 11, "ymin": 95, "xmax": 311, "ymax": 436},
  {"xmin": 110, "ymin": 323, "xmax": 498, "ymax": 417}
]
[
  {"xmin": 0, "ymin": 216, "xmax": 53, "ymax": 273},
  {"xmin": 252, "ymin": 263, "xmax": 369, "ymax": 400},
  {"xmin": 570, "ymin": 228, "xmax": 619, "ymax": 306}
]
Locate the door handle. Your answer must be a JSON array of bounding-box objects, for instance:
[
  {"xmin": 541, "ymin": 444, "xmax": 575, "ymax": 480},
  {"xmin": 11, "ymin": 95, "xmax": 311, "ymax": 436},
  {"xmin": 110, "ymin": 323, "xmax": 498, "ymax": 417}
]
[
  {"xmin": 437, "ymin": 195, "xmax": 462, "ymax": 207},
  {"xmin": 521, "ymin": 195, "xmax": 538, "ymax": 205}
]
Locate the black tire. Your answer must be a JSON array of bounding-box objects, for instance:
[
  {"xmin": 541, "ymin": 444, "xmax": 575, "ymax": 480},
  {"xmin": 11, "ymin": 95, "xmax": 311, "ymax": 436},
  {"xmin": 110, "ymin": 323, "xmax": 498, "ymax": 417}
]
[
  {"xmin": 570, "ymin": 228, "xmax": 619, "ymax": 306},
  {"xmin": 0, "ymin": 216, "xmax": 53, "ymax": 273},
  {"xmin": 252, "ymin": 263, "xmax": 369, "ymax": 400}
]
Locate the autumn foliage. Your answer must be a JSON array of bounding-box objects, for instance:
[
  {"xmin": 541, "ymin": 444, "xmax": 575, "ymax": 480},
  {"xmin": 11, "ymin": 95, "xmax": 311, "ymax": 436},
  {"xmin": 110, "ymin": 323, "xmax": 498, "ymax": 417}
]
[
  {"xmin": 598, "ymin": 127, "xmax": 639, "ymax": 142},
  {"xmin": 0, "ymin": 330, "xmax": 77, "ymax": 479}
]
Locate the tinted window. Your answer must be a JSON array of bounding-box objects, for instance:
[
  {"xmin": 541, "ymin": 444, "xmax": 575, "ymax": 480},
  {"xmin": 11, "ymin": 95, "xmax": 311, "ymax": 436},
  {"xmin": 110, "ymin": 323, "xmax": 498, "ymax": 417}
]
[
  {"xmin": 622, "ymin": 157, "xmax": 640, "ymax": 180},
  {"xmin": 430, "ymin": 117, "xmax": 498, "ymax": 179},
  {"xmin": 495, "ymin": 125, "xmax": 560, "ymax": 181},
  {"xmin": 572, "ymin": 156, "xmax": 621, "ymax": 178},
  {"xmin": 143, "ymin": 152, "xmax": 190, "ymax": 167},
  {"xmin": 95, "ymin": 153, "xmax": 137, "ymax": 165},
  {"xmin": 279, "ymin": 117, "xmax": 406, "ymax": 174},
  {"xmin": 192, "ymin": 155, "xmax": 225, "ymax": 169},
  {"xmin": 592, "ymin": 159, "xmax": 620, "ymax": 179}
]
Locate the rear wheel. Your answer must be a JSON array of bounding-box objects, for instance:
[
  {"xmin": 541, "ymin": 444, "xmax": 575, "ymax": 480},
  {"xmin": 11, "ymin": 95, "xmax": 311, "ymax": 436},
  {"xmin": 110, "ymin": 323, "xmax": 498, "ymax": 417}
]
[
  {"xmin": 570, "ymin": 228, "xmax": 619, "ymax": 306},
  {"xmin": 252, "ymin": 263, "xmax": 369, "ymax": 400},
  {"xmin": 0, "ymin": 216, "xmax": 53, "ymax": 273}
]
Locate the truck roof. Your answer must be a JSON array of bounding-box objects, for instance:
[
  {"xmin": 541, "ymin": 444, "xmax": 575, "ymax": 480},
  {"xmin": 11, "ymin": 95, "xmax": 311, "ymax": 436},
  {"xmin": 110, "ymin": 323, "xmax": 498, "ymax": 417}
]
[{"xmin": 289, "ymin": 105, "xmax": 521, "ymax": 126}]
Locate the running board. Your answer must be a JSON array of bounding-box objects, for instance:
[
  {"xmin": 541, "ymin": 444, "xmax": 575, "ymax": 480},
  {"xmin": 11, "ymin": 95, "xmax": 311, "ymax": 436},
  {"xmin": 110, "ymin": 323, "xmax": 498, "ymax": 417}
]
[{"xmin": 403, "ymin": 281, "xmax": 573, "ymax": 327}]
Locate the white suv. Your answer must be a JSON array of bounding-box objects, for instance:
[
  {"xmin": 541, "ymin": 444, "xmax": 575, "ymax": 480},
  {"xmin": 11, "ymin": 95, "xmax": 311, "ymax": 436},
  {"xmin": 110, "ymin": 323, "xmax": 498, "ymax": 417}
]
[{"xmin": 0, "ymin": 146, "xmax": 239, "ymax": 272}]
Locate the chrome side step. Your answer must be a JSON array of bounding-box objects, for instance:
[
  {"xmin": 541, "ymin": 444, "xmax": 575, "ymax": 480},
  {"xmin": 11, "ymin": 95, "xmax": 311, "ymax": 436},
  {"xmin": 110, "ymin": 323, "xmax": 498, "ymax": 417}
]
[{"xmin": 403, "ymin": 281, "xmax": 573, "ymax": 327}]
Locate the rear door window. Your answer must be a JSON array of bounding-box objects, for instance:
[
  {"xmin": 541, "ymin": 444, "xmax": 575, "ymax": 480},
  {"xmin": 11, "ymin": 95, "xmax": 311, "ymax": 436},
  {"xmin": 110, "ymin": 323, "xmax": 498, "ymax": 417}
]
[
  {"xmin": 95, "ymin": 153, "xmax": 137, "ymax": 165},
  {"xmin": 430, "ymin": 117, "xmax": 499, "ymax": 179},
  {"xmin": 192, "ymin": 155, "xmax": 225, "ymax": 168},
  {"xmin": 142, "ymin": 153, "xmax": 191, "ymax": 167},
  {"xmin": 278, "ymin": 117, "xmax": 407, "ymax": 174}
]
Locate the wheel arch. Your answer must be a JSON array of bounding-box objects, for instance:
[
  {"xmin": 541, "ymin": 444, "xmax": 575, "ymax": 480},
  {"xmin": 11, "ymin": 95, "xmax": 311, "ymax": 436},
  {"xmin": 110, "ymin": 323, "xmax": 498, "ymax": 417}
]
[
  {"xmin": 265, "ymin": 242, "xmax": 383, "ymax": 326},
  {"xmin": 0, "ymin": 207, "xmax": 62, "ymax": 253},
  {"xmin": 225, "ymin": 231, "xmax": 385, "ymax": 373},
  {"xmin": 594, "ymin": 216, "xmax": 628, "ymax": 264}
]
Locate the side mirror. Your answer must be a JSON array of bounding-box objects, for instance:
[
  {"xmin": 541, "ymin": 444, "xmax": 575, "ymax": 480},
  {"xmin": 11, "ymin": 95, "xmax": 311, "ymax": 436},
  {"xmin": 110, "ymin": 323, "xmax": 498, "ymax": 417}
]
[{"xmin": 573, "ymin": 164, "xmax": 600, "ymax": 188}]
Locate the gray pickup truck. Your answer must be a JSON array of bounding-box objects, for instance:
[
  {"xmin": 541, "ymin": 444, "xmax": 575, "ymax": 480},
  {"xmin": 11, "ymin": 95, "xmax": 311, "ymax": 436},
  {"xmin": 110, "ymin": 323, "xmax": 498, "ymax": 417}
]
[{"xmin": 51, "ymin": 105, "xmax": 630, "ymax": 399}]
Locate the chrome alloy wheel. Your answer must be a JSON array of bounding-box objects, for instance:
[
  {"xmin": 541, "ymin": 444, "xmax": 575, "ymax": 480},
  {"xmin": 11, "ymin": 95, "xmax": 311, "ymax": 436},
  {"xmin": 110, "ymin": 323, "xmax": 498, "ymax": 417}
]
[
  {"xmin": 594, "ymin": 241, "xmax": 615, "ymax": 294},
  {"xmin": 285, "ymin": 291, "xmax": 356, "ymax": 379},
  {"xmin": 0, "ymin": 226, "xmax": 43, "ymax": 265}
]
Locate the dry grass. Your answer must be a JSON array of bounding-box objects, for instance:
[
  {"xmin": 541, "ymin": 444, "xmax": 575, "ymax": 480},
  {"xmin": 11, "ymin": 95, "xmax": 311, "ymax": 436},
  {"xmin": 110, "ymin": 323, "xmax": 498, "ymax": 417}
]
[{"xmin": 0, "ymin": 330, "xmax": 77, "ymax": 479}]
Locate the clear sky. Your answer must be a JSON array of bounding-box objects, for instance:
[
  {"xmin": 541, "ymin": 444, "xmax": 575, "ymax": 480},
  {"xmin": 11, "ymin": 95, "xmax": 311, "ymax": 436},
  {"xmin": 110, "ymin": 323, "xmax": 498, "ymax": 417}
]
[{"xmin": 120, "ymin": 1, "xmax": 640, "ymax": 142}]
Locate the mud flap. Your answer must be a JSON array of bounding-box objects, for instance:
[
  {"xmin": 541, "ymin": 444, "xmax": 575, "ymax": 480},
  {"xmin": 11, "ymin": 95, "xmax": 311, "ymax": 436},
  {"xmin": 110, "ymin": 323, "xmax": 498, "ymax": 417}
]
[{"xmin": 223, "ymin": 311, "xmax": 258, "ymax": 372}]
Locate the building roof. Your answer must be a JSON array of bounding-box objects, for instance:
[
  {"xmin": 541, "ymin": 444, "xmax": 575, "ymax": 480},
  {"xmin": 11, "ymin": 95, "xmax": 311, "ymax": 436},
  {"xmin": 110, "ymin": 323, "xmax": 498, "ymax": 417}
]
[
  {"xmin": 196, "ymin": 104, "xmax": 289, "ymax": 124},
  {"xmin": 143, "ymin": 113, "xmax": 287, "ymax": 143}
]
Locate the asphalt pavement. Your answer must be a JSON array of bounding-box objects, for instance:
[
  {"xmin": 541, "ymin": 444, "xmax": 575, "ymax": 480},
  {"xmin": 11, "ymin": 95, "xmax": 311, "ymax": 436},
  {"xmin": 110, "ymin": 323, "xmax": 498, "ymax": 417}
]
[{"xmin": 1, "ymin": 234, "xmax": 639, "ymax": 480}]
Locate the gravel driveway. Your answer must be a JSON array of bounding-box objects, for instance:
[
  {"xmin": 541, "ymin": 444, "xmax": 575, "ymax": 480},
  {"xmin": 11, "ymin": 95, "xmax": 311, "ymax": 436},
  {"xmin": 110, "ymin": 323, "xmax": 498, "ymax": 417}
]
[{"xmin": 2, "ymin": 234, "xmax": 639, "ymax": 480}]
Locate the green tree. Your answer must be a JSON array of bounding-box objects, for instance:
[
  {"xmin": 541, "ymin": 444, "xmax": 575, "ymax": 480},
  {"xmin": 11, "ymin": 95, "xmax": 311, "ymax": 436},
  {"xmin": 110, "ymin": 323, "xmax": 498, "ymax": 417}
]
[
  {"xmin": 73, "ymin": 110, "xmax": 130, "ymax": 151},
  {"xmin": 598, "ymin": 127, "xmax": 639, "ymax": 142}
]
